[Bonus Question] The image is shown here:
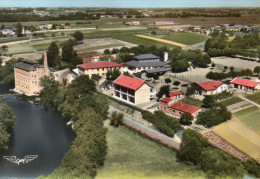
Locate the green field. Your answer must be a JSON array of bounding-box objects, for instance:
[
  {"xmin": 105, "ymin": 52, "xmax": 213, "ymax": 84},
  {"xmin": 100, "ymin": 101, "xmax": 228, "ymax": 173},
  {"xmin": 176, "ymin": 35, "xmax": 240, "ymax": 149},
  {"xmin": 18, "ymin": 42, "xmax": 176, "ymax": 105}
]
[
  {"xmin": 181, "ymin": 97, "xmax": 203, "ymax": 107},
  {"xmin": 234, "ymin": 106, "xmax": 260, "ymax": 133},
  {"xmin": 96, "ymin": 120, "xmax": 206, "ymax": 179},
  {"xmin": 219, "ymin": 97, "xmax": 243, "ymax": 107},
  {"xmin": 247, "ymin": 92, "xmax": 260, "ymax": 105},
  {"xmin": 155, "ymin": 32, "xmax": 209, "ymax": 45},
  {"xmin": 83, "ymin": 29, "xmax": 178, "ymax": 49}
]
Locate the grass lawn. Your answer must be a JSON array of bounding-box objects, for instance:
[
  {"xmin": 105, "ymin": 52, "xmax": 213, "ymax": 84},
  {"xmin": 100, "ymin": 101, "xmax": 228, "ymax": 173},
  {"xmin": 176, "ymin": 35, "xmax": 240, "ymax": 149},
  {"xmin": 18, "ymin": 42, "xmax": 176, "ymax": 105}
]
[
  {"xmin": 181, "ymin": 97, "xmax": 203, "ymax": 107},
  {"xmin": 96, "ymin": 120, "xmax": 206, "ymax": 179},
  {"xmin": 83, "ymin": 29, "xmax": 177, "ymax": 49},
  {"xmin": 159, "ymin": 32, "xmax": 208, "ymax": 45},
  {"xmin": 234, "ymin": 106, "xmax": 260, "ymax": 133},
  {"xmin": 247, "ymin": 92, "xmax": 260, "ymax": 105},
  {"xmin": 219, "ymin": 97, "xmax": 243, "ymax": 107}
]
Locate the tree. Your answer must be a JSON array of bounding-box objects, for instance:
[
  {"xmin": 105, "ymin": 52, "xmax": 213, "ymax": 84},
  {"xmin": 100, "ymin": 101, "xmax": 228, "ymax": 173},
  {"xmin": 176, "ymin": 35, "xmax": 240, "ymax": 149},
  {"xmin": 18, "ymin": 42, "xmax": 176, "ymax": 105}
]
[
  {"xmin": 16, "ymin": 22, "xmax": 23, "ymax": 37},
  {"xmin": 211, "ymin": 63, "xmax": 216, "ymax": 67},
  {"xmin": 186, "ymin": 83, "xmax": 196, "ymax": 96},
  {"xmin": 180, "ymin": 113, "xmax": 193, "ymax": 125},
  {"xmin": 106, "ymin": 69, "xmax": 121, "ymax": 81},
  {"xmin": 110, "ymin": 111, "xmax": 124, "ymax": 127},
  {"xmin": 0, "ymin": 45, "xmax": 8, "ymax": 52},
  {"xmin": 104, "ymin": 49, "xmax": 110, "ymax": 55},
  {"xmin": 151, "ymin": 30, "xmax": 156, "ymax": 35},
  {"xmin": 61, "ymin": 39, "xmax": 79, "ymax": 65},
  {"xmin": 202, "ymin": 95, "xmax": 216, "ymax": 108},
  {"xmin": 47, "ymin": 42, "xmax": 61, "ymax": 68},
  {"xmin": 73, "ymin": 31, "xmax": 84, "ymax": 41},
  {"xmin": 172, "ymin": 59, "xmax": 189, "ymax": 72},
  {"xmin": 230, "ymin": 66, "xmax": 234, "ymax": 71},
  {"xmin": 165, "ymin": 78, "xmax": 172, "ymax": 84},
  {"xmin": 156, "ymin": 85, "xmax": 170, "ymax": 99},
  {"xmin": 224, "ymin": 66, "xmax": 228, "ymax": 70},
  {"xmin": 254, "ymin": 66, "xmax": 260, "ymax": 75}
]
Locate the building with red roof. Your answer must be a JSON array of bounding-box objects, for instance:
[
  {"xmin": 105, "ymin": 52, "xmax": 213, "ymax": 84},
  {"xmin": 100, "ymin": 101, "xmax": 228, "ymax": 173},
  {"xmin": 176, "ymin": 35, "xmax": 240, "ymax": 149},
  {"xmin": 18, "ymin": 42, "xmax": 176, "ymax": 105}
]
[
  {"xmin": 78, "ymin": 60, "xmax": 123, "ymax": 78},
  {"xmin": 230, "ymin": 78, "xmax": 259, "ymax": 91},
  {"xmin": 113, "ymin": 75, "xmax": 151, "ymax": 105},
  {"xmin": 170, "ymin": 101, "xmax": 200, "ymax": 116},
  {"xmin": 196, "ymin": 80, "xmax": 229, "ymax": 95},
  {"xmin": 169, "ymin": 91, "xmax": 182, "ymax": 99},
  {"xmin": 159, "ymin": 97, "xmax": 173, "ymax": 113}
]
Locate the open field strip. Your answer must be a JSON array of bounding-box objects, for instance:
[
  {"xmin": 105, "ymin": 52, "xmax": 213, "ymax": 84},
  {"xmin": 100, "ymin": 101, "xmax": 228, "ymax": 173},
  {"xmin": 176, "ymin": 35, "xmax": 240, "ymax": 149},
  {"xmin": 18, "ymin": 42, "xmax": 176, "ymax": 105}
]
[
  {"xmin": 213, "ymin": 117, "xmax": 260, "ymax": 162},
  {"xmin": 34, "ymin": 27, "xmax": 96, "ymax": 33},
  {"xmin": 135, "ymin": 35, "xmax": 186, "ymax": 47},
  {"xmin": 234, "ymin": 106, "xmax": 260, "ymax": 133}
]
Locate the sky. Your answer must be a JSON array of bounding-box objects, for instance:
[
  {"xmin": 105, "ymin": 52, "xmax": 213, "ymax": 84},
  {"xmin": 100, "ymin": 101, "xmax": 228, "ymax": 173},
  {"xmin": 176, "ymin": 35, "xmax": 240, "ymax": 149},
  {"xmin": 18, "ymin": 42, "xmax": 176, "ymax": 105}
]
[{"xmin": 0, "ymin": 0, "xmax": 260, "ymax": 8}]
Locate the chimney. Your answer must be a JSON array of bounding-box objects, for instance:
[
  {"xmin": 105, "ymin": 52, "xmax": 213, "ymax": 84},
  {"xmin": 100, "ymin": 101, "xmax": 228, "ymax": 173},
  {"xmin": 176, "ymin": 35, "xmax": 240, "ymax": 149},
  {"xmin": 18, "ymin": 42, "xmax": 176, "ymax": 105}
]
[
  {"xmin": 44, "ymin": 52, "xmax": 49, "ymax": 76},
  {"xmin": 164, "ymin": 52, "xmax": 168, "ymax": 62}
]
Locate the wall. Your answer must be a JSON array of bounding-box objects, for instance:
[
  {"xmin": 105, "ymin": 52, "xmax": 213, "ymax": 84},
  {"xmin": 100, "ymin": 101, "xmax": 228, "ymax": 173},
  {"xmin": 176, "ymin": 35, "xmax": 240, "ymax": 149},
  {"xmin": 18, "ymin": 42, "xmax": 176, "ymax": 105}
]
[
  {"xmin": 135, "ymin": 83, "xmax": 151, "ymax": 105},
  {"xmin": 81, "ymin": 66, "xmax": 123, "ymax": 77}
]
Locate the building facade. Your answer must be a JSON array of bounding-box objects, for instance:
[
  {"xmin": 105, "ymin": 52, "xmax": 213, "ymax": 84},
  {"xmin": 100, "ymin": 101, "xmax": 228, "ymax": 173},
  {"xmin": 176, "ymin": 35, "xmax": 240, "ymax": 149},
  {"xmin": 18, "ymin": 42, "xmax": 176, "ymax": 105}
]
[
  {"xmin": 78, "ymin": 60, "xmax": 124, "ymax": 77},
  {"xmin": 113, "ymin": 75, "xmax": 151, "ymax": 105},
  {"xmin": 14, "ymin": 53, "xmax": 50, "ymax": 96}
]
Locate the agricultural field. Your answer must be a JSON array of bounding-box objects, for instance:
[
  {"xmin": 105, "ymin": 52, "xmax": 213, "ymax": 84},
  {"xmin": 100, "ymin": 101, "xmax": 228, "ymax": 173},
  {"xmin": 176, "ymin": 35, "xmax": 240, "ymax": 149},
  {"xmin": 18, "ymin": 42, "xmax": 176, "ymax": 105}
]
[
  {"xmin": 247, "ymin": 92, "xmax": 260, "ymax": 105},
  {"xmin": 219, "ymin": 96, "xmax": 243, "ymax": 107},
  {"xmin": 213, "ymin": 118, "xmax": 260, "ymax": 163},
  {"xmin": 234, "ymin": 106, "xmax": 260, "ymax": 133},
  {"xmin": 151, "ymin": 32, "xmax": 209, "ymax": 45},
  {"xmin": 135, "ymin": 35, "xmax": 186, "ymax": 47},
  {"xmin": 181, "ymin": 97, "xmax": 203, "ymax": 107},
  {"xmin": 96, "ymin": 120, "xmax": 206, "ymax": 179}
]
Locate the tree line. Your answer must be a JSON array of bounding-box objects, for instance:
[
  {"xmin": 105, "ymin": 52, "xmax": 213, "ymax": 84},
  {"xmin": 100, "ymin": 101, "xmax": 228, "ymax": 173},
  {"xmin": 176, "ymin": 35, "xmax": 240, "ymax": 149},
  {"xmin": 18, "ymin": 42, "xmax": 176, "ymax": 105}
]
[
  {"xmin": 39, "ymin": 75, "xmax": 108, "ymax": 178},
  {"xmin": 205, "ymin": 31, "xmax": 260, "ymax": 58},
  {"xmin": 0, "ymin": 12, "xmax": 100, "ymax": 22},
  {"xmin": 153, "ymin": 11, "xmax": 241, "ymax": 18},
  {"xmin": 0, "ymin": 98, "xmax": 15, "ymax": 151}
]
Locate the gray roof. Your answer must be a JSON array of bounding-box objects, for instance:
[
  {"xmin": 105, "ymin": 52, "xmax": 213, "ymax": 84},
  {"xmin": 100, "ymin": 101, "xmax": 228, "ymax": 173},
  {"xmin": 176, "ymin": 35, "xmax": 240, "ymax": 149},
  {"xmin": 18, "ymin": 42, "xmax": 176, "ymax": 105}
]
[
  {"xmin": 143, "ymin": 67, "xmax": 171, "ymax": 74},
  {"xmin": 14, "ymin": 59, "xmax": 55, "ymax": 72},
  {"xmin": 14, "ymin": 60, "xmax": 43, "ymax": 72},
  {"xmin": 133, "ymin": 54, "xmax": 159, "ymax": 60},
  {"xmin": 125, "ymin": 60, "xmax": 166, "ymax": 68}
]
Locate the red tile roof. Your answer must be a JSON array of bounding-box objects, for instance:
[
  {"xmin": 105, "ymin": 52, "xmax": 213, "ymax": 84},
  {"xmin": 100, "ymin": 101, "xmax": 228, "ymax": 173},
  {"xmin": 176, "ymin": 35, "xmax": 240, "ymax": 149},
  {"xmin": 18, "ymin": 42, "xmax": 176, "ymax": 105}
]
[
  {"xmin": 79, "ymin": 61, "xmax": 123, "ymax": 70},
  {"xmin": 169, "ymin": 91, "xmax": 182, "ymax": 97},
  {"xmin": 231, "ymin": 78, "xmax": 258, "ymax": 88},
  {"xmin": 197, "ymin": 80, "xmax": 223, "ymax": 91},
  {"xmin": 160, "ymin": 97, "xmax": 173, "ymax": 103},
  {"xmin": 170, "ymin": 101, "xmax": 200, "ymax": 115},
  {"xmin": 113, "ymin": 75, "xmax": 145, "ymax": 91}
]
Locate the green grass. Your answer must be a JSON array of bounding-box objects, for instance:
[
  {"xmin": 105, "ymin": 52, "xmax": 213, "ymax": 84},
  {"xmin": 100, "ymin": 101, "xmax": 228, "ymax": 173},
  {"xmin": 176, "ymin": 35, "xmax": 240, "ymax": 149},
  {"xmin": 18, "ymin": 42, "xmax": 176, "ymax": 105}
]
[
  {"xmin": 96, "ymin": 120, "xmax": 206, "ymax": 179},
  {"xmin": 219, "ymin": 97, "xmax": 243, "ymax": 107},
  {"xmin": 247, "ymin": 92, "xmax": 260, "ymax": 105},
  {"xmin": 7, "ymin": 44, "xmax": 36, "ymax": 54},
  {"xmin": 234, "ymin": 106, "xmax": 260, "ymax": 133},
  {"xmin": 83, "ymin": 29, "xmax": 177, "ymax": 49},
  {"xmin": 181, "ymin": 97, "xmax": 203, "ymax": 107},
  {"xmin": 149, "ymin": 32, "xmax": 209, "ymax": 45}
]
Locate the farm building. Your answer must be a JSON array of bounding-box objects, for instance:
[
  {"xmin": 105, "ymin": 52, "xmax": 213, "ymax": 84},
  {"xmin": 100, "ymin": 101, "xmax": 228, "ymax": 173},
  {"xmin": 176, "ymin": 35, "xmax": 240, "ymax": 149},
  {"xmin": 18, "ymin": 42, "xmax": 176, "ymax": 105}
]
[
  {"xmin": 230, "ymin": 78, "xmax": 259, "ymax": 91},
  {"xmin": 78, "ymin": 60, "xmax": 123, "ymax": 77},
  {"xmin": 154, "ymin": 21, "xmax": 175, "ymax": 26},
  {"xmin": 113, "ymin": 75, "xmax": 151, "ymax": 105},
  {"xmin": 124, "ymin": 54, "xmax": 166, "ymax": 74},
  {"xmin": 159, "ymin": 98, "xmax": 200, "ymax": 117},
  {"xmin": 196, "ymin": 80, "xmax": 229, "ymax": 95}
]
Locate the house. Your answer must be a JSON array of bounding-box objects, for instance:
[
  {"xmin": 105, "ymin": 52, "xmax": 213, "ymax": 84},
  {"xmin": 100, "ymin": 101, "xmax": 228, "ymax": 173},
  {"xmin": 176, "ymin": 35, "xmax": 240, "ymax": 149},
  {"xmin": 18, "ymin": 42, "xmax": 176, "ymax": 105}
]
[
  {"xmin": 78, "ymin": 60, "xmax": 124, "ymax": 77},
  {"xmin": 124, "ymin": 54, "xmax": 166, "ymax": 74},
  {"xmin": 113, "ymin": 75, "xmax": 151, "ymax": 105},
  {"xmin": 124, "ymin": 21, "xmax": 140, "ymax": 25},
  {"xmin": 230, "ymin": 78, "xmax": 259, "ymax": 91},
  {"xmin": 169, "ymin": 91, "xmax": 182, "ymax": 100},
  {"xmin": 196, "ymin": 80, "xmax": 229, "ymax": 95},
  {"xmin": 13, "ymin": 53, "xmax": 52, "ymax": 96},
  {"xmin": 159, "ymin": 98, "xmax": 200, "ymax": 117}
]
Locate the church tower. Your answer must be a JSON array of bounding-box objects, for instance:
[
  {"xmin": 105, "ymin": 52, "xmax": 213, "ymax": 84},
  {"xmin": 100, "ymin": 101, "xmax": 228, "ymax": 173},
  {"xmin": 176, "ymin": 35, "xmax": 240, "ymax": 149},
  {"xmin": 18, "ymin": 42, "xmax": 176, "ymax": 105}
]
[{"xmin": 43, "ymin": 52, "xmax": 50, "ymax": 76}]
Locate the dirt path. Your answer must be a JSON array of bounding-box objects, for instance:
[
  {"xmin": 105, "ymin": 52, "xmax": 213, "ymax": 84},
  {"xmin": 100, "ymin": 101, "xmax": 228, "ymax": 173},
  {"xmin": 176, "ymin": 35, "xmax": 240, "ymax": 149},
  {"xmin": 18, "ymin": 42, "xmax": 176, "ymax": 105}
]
[
  {"xmin": 34, "ymin": 28, "xmax": 95, "ymax": 33},
  {"xmin": 135, "ymin": 34, "xmax": 186, "ymax": 47},
  {"xmin": 238, "ymin": 95, "xmax": 260, "ymax": 109}
]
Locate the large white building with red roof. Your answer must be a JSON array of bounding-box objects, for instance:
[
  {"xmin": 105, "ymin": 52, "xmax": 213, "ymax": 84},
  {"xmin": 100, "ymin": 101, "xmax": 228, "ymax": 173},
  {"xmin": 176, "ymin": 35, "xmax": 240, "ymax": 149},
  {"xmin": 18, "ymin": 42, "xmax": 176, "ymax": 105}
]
[
  {"xmin": 196, "ymin": 80, "xmax": 229, "ymax": 95},
  {"xmin": 78, "ymin": 60, "xmax": 123, "ymax": 77},
  {"xmin": 159, "ymin": 97, "xmax": 200, "ymax": 117},
  {"xmin": 230, "ymin": 78, "xmax": 259, "ymax": 91},
  {"xmin": 113, "ymin": 75, "xmax": 151, "ymax": 105}
]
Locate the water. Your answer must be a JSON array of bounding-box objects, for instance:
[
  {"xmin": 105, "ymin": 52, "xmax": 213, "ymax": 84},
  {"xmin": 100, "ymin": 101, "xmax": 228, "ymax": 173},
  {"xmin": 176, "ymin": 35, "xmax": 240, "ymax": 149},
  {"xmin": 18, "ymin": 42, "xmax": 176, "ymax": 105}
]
[
  {"xmin": 0, "ymin": 84, "xmax": 75, "ymax": 178},
  {"xmin": 0, "ymin": 0, "xmax": 259, "ymax": 8}
]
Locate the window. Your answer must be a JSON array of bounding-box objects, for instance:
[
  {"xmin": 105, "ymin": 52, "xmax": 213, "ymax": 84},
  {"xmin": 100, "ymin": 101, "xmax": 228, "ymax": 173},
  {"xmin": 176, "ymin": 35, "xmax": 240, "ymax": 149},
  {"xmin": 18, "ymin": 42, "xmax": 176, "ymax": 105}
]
[
  {"xmin": 129, "ymin": 97, "xmax": 135, "ymax": 103},
  {"xmin": 115, "ymin": 91, "xmax": 120, "ymax": 97},
  {"xmin": 97, "ymin": 69, "xmax": 99, "ymax": 71},
  {"xmin": 122, "ymin": 94, "xmax": 127, "ymax": 100}
]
